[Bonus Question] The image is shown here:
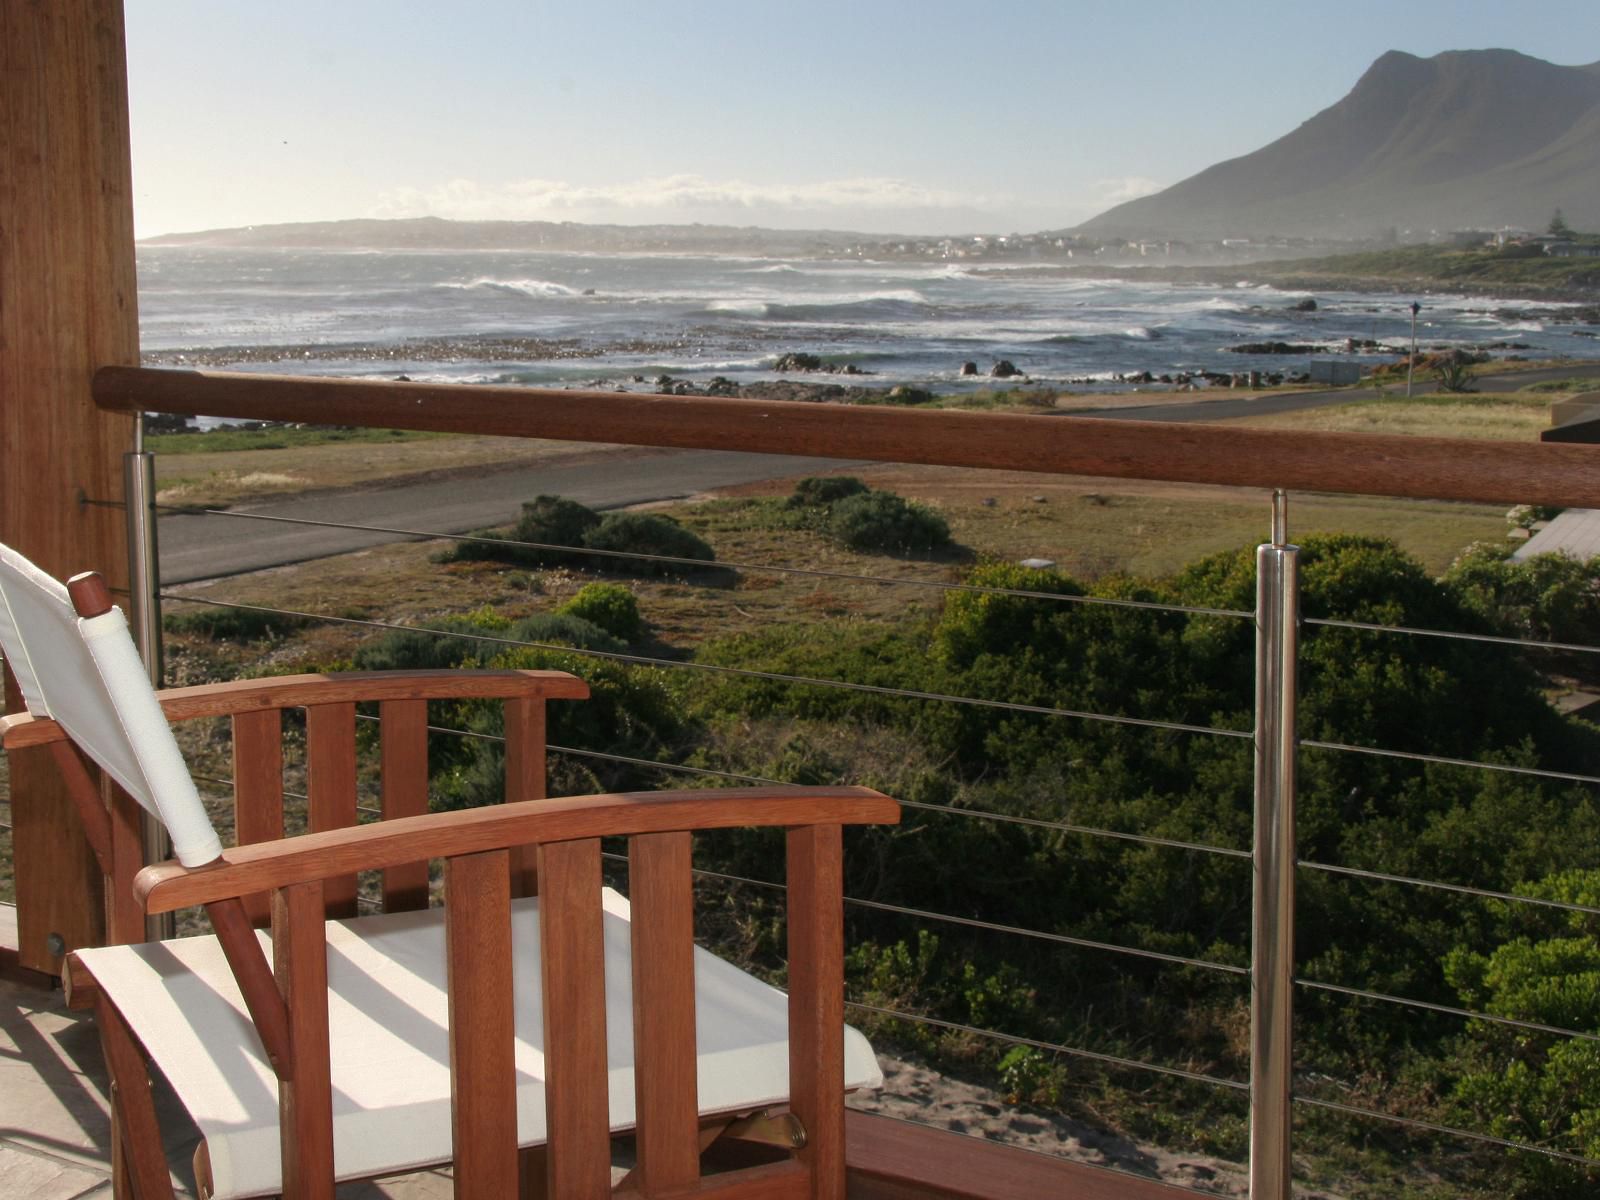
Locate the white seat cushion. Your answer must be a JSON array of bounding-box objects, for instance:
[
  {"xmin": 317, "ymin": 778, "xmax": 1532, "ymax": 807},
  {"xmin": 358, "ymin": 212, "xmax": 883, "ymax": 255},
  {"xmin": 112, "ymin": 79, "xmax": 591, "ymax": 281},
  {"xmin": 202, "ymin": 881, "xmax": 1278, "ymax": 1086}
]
[{"xmin": 77, "ymin": 888, "xmax": 881, "ymax": 1199}]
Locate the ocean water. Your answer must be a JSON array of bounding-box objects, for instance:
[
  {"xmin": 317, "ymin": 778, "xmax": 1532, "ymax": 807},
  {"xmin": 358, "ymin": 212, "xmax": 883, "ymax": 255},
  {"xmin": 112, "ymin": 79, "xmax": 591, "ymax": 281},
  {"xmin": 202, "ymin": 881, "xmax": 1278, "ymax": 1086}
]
[{"xmin": 136, "ymin": 247, "xmax": 1600, "ymax": 394}]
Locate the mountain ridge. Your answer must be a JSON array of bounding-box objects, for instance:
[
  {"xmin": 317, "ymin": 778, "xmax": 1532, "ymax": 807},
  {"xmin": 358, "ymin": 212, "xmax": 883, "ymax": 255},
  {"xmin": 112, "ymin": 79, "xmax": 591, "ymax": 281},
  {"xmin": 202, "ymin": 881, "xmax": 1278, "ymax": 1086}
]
[{"xmin": 1076, "ymin": 49, "xmax": 1600, "ymax": 241}]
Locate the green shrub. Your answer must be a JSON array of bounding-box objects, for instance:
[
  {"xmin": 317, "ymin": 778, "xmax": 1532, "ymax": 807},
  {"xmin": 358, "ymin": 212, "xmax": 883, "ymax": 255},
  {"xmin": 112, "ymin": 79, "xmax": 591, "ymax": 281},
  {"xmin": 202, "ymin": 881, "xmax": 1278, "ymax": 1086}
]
[
  {"xmin": 1443, "ymin": 543, "xmax": 1600, "ymax": 645},
  {"xmin": 557, "ymin": 582, "xmax": 644, "ymax": 642},
  {"xmin": 582, "ymin": 512, "xmax": 714, "ymax": 574},
  {"xmin": 437, "ymin": 494, "xmax": 601, "ymax": 566},
  {"xmin": 826, "ymin": 491, "xmax": 951, "ymax": 554},
  {"xmin": 787, "ymin": 475, "xmax": 869, "ymax": 509},
  {"xmin": 163, "ymin": 605, "xmax": 311, "ymax": 641}
]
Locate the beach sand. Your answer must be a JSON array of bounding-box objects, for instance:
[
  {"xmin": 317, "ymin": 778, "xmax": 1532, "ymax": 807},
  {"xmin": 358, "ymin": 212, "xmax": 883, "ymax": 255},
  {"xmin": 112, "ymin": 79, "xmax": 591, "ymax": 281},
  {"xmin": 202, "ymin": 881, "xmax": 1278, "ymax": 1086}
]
[{"xmin": 850, "ymin": 1052, "xmax": 1344, "ymax": 1198}]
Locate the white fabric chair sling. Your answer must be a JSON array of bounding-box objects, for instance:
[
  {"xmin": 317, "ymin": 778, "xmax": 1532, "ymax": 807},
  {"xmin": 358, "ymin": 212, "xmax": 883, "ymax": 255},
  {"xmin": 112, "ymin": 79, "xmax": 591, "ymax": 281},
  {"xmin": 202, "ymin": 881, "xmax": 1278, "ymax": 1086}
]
[{"xmin": 0, "ymin": 543, "xmax": 898, "ymax": 1199}]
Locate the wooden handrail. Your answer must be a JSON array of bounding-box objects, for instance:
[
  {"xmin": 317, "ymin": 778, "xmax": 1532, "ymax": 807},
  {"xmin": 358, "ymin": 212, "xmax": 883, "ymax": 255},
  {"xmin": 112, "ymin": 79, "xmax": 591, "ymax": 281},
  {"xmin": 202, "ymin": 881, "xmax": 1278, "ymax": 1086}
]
[
  {"xmin": 95, "ymin": 364, "xmax": 1600, "ymax": 507},
  {"xmin": 135, "ymin": 786, "xmax": 899, "ymax": 912}
]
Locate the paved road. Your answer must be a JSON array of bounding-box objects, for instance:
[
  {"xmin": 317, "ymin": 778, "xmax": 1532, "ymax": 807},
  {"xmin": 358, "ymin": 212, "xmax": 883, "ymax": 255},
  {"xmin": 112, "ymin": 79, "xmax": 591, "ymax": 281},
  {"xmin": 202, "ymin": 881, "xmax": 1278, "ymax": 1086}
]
[
  {"xmin": 159, "ymin": 449, "xmax": 861, "ymax": 583},
  {"xmin": 158, "ymin": 362, "xmax": 1600, "ymax": 583}
]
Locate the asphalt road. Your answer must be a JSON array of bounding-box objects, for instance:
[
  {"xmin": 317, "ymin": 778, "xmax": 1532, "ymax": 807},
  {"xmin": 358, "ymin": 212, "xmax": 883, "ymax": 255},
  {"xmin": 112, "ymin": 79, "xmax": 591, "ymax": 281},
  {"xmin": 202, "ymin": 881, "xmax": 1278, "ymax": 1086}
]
[
  {"xmin": 158, "ymin": 363, "xmax": 1600, "ymax": 584},
  {"xmin": 159, "ymin": 449, "xmax": 862, "ymax": 584}
]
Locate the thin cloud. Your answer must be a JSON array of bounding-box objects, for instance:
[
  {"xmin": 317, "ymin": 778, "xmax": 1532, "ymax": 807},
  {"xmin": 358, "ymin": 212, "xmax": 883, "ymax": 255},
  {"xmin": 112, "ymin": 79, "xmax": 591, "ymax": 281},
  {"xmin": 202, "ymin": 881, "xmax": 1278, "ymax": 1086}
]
[{"xmin": 1093, "ymin": 176, "xmax": 1167, "ymax": 207}]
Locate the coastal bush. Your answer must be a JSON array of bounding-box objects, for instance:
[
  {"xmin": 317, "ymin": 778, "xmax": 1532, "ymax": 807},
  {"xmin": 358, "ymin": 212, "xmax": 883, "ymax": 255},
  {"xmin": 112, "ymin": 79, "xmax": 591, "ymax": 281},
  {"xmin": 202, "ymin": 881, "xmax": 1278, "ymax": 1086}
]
[
  {"xmin": 787, "ymin": 475, "xmax": 869, "ymax": 510},
  {"xmin": 438, "ymin": 494, "xmax": 601, "ymax": 566},
  {"xmin": 1443, "ymin": 542, "xmax": 1600, "ymax": 646},
  {"xmin": 1443, "ymin": 868, "xmax": 1600, "ymax": 1196},
  {"xmin": 556, "ymin": 582, "xmax": 644, "ymax": 642},
  {"xmin": 436, "ymin": 495, "xmax": 717, "ymax": 577},
  {"xmin": 582, "ymin": 512, "xmax": 715, "ymax": 574},
  {"xmin": 826, "ymin": 490, "xmax": 951, "ymax": 554}
]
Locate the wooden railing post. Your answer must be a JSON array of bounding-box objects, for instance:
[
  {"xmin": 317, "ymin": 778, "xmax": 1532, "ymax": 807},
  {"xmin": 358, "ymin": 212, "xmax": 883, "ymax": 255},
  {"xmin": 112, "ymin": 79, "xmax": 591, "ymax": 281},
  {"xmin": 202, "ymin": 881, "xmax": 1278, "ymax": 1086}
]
[{"xmin": 0, "ymin": 0, "xmax": 140, "ymax": 974}]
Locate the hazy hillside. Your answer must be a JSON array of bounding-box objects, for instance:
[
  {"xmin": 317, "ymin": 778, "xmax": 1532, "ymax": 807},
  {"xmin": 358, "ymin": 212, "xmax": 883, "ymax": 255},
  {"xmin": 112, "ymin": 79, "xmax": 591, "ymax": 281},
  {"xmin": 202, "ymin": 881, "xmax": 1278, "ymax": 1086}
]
[
  {"xmin": 139, "ymin": 216, "xmax": 877, "ymax": 256},
  {"xmin": 1078, "ymin": 49, "xmax": 1600, "ymax": 241}
]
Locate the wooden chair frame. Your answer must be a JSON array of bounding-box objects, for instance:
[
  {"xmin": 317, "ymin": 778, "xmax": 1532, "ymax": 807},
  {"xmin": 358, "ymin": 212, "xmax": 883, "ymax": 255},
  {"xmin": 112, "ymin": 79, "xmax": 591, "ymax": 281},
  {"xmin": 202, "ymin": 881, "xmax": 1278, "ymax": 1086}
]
[{"xmin": 3, "ymin": 632, "xmax": 898, "ymax": 1198}]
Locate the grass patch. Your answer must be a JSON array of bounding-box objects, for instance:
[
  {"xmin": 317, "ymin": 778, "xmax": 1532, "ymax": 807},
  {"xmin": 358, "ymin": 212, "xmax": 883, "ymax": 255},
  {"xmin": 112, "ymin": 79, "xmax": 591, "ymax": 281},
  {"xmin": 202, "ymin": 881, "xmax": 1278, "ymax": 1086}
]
[
  {"xmin": 1224, "ymin": 390, "xmax": 1551, "ymax": 442},
  {"xmin": 1521, "ymin": 377, "xmax": 1600, "ymax": 394},
  {"xmin": 148, "ymin": 426, "xmax": 449, "ymax": 455},
  {"xmin": 151, "ymin": 432, "xmax": 626, "ymax": 507}
]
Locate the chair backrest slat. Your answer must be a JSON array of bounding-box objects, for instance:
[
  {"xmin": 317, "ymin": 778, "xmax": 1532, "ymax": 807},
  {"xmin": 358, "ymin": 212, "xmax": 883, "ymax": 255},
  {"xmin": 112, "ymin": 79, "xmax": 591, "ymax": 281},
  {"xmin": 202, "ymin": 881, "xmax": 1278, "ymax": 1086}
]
[
  {"xmin": 786, "ymin": 824, "xmax": 848, "ymax": 1200},
  {"xmin": 233, "ymin": 708, "xmax": 286, "ymax": 927},
  {"xmin": 306, "ymin": 701, "xmax": 359, "ymax": 919},
  {"xmin": 379, "ymin": 698, "xmax": 431, "ymax": 912},
  {"xmin": 537, "ymin": 836, "xmax": 612, "ymax": 1198},
  {"xmin": 629, "ymin": 830, "xmax": 701, "ymax": 1192},
  {"xmin": 445, "ymin": 847, "xmax": 519, "ymax": 1196}
]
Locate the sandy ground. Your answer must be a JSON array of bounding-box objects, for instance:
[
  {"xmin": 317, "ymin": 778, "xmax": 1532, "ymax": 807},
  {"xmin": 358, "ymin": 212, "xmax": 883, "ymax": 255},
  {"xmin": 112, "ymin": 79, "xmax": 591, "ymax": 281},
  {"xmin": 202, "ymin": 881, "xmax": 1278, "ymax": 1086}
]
[{"xmin": 852, "ymin": 1052, "xmax": 1345, "ymax": 1198}]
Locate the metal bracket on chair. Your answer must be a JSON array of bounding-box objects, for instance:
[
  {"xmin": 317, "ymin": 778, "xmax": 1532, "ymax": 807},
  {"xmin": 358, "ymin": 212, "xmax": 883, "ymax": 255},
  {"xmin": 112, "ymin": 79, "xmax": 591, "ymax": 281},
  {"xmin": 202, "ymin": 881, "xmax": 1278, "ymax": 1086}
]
[{"xmin": 720, "ymin": 1110, "xmax": 807, "ymax": 1150}]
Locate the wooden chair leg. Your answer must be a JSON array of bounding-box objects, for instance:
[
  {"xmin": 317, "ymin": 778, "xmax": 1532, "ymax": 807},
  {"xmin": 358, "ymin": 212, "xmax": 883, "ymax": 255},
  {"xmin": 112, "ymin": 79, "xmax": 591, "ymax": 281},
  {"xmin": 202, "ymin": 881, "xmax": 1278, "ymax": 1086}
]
[
  {"xmin": 94, "ymin": 990, "xmax": 175, "ymax": 1200},
  {"xmin": 274, "ymin": 881, "xmax": 335, "ymax": 1200},
  {"xmin": 518, "ymin": 1145, "xmax": 550, "ymax": 1200}
]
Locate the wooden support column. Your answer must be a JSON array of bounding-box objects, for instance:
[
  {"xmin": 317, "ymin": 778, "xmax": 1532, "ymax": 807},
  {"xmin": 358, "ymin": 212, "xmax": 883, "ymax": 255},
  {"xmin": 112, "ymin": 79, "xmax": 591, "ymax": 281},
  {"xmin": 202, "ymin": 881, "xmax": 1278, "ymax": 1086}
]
[{"xmin": 1, "ymin": 0, "xmax": 140, "ymax": 972}]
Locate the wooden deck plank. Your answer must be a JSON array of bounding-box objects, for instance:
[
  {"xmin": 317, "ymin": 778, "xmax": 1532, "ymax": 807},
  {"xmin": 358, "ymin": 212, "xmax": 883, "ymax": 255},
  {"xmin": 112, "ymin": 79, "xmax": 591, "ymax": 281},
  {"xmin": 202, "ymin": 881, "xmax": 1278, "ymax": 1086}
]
[{"xmin": 845, "ymin": 1111, "xmax": 1202, "ymax": 1200}]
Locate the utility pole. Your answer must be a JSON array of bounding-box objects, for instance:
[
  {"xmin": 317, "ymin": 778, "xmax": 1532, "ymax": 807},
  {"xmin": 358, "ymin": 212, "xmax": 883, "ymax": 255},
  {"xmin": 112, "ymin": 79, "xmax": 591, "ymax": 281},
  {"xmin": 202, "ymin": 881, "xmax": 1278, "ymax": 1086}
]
[{"xmin": 1406, "ymin": 301, "xmax": 1421, "ymax": 398}]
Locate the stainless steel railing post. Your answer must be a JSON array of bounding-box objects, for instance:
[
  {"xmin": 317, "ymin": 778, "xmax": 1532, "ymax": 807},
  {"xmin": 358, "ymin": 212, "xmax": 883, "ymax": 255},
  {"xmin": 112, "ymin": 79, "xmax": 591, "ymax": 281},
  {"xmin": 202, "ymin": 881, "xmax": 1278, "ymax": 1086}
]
[
  {"xmin": 1251, "ymin": 489, "xmax": 1298, "ymax": 1199},
  {"xmin": 125, "ymin": 431, "xmax": 175, "ymax": 940}
]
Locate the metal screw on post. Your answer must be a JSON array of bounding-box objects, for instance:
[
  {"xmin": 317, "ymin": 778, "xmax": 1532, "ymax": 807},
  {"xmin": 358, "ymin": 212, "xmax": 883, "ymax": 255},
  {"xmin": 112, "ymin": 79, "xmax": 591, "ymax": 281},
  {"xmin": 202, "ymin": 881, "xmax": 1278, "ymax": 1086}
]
[
  {"xmin": 1406, "ymin": 301, "xmax": 1421, "ymax": 399},
  {"xmin": 1251, "ymin": 489, "xmax": 1298, "ymax": 1200},
  {"xmin": 125, "ymin": 416, "xmax": 175, "ymax": 941}
]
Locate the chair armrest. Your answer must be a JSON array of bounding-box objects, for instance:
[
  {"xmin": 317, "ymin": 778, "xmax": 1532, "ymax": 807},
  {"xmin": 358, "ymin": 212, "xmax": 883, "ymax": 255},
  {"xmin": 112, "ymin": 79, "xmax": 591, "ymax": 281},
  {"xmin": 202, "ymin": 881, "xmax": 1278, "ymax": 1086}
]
[
  {"xmin": 154, "ymin": 669, "xmax": 589, "ymax": 723},
  {"xmin": 135, "ymin": 786, "xmax": 900, "ymax": 913},
  {"xmin": 0, "ymin": 710, "xmax": 66, "ymax": 748}
]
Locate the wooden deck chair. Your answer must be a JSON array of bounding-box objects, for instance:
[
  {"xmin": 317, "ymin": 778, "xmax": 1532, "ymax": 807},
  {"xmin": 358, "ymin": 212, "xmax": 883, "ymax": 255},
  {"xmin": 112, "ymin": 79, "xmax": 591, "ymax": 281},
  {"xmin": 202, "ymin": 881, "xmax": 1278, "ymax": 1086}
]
[{"xmin": 0, "ymin": 542, "xmax": 899, "ymax": 1199}]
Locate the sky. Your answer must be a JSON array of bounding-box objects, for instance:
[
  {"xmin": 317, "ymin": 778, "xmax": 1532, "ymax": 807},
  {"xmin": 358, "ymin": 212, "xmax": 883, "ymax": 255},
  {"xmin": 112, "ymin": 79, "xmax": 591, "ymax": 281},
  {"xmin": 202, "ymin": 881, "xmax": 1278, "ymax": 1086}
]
[{"xmin": 125, "ymin": 1, "xmax": 1600, "ymax": 240}]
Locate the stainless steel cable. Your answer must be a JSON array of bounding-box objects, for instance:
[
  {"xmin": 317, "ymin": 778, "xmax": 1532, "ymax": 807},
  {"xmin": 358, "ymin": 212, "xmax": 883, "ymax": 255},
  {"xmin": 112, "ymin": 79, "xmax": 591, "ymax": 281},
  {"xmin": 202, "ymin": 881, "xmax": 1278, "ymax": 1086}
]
[
  {"xmin": 1296, "ymin": 977, "xmax": 1600, "ymax": 1045},
  {"xmin": 155, "ymin": 505, "xmax": 1252, "ymax": 620},
  {"xmin": 844, "ymin": 895, "xmax": 1249, "ymax": 976},
  {"xmin": 846, "ymin": 1001, "xmax": 1248, "ymax": 1093},
  {"xmin": 1293, "ymin": 1093, "xmax": 1600, "ymax": 1169},
  {"xmin": 1300, "ymin": 858, "xmax": 1600, "ymax": 920},
  {"xmin": 159, "ymin": 593, "xmax": 1250, "ymax": 741},
  {"xmin": 1306, "ymin": 614, "xmax": 1600, "ymax": 656},
  {"xmin": 351, "ymin": 710, "xmax": 1251, "ymax": 856},
  {"xmin": 681, "ymin": 862, "xmax": 1248, "ymax": 977},
  {"xmin": 1301, "ymin": 737, "xmax": 1600, "ymax": 787}
]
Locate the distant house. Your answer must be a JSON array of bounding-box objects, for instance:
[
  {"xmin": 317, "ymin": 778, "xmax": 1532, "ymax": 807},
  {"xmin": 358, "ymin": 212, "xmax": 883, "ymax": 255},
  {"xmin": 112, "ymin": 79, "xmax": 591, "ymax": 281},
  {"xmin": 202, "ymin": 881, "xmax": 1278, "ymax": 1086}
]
[{"xmin": 1545, "ymin": 240, "xmax": 1600, "ymax": 258}]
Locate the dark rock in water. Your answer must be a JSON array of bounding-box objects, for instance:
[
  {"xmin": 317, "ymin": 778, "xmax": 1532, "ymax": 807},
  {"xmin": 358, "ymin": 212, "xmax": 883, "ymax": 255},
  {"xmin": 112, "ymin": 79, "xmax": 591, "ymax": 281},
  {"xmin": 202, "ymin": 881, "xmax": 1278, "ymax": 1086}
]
[
  {"xmin": 773, "ymin": 351, "xmax": 871, "ymax": 375},
  {"xmin": 990, "ymin": 359, "xmax": 1022, "ymax": 378},
  {"xmin": 774, "ymin": 352, "xmax": 826, "ymax": 372},
  {"xmin": 960, "ymin": 361, "xmax": 979, "ymax": 376},
  {"xmin": 1290, "ymin": 298, "xmax": 1318, "ymax": 312},
  {"xmin": 1228, "ymin": 341, "xmax": 1320, "ymax": 355},
  {"xmin": 704, "ymin": 376, "xmax": 739, "ymax": 396}
]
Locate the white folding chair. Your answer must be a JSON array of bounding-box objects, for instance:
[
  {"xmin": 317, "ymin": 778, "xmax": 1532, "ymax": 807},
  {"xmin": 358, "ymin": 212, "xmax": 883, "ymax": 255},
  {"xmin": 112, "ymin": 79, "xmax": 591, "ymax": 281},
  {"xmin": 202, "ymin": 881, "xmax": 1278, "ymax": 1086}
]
[{"xmin": 0, "ymin": 542, "xmax": 897, "ymax": 1198}]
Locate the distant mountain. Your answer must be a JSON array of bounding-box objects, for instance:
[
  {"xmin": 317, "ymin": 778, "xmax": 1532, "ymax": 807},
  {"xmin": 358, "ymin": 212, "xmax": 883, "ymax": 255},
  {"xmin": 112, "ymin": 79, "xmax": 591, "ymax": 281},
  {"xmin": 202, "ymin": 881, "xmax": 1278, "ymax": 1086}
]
[
  {"xmin": 1077, "ymin": 49, "xmax": 1600, "ymax": 241},
  {"xmin": 139, "ymin": 216, "xmax": 883, "ymax": 255}
]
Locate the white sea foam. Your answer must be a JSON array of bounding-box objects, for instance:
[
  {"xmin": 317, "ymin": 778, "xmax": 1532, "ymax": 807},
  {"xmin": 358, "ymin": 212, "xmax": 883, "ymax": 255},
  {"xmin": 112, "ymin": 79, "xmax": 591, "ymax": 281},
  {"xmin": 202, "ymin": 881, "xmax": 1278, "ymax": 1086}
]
[
  {"xmin": 705, "ymin": 299, "xmax": 772, "ymax": 316},
  {"xmin": 442, "ymin": 277, "xmax": 584, "ymax": 299}
]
